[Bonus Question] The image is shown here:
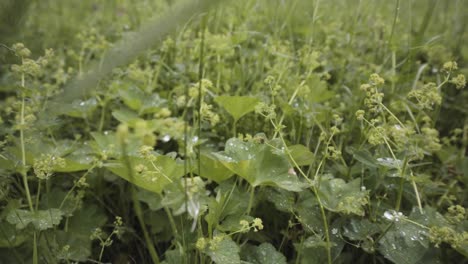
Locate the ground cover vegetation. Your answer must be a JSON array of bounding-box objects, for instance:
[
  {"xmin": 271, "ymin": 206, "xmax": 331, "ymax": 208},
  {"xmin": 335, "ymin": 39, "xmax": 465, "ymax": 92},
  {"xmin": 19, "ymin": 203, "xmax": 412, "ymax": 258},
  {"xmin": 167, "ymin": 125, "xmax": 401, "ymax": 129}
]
[{"xmin": 0, "ymin": 0, "xmax": 467, "ymax": 263}]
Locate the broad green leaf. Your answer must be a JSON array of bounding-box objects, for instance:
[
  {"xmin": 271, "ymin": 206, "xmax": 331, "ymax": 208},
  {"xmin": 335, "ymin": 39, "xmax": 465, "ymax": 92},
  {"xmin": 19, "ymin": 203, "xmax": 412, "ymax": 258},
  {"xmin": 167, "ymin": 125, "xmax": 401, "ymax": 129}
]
[
  {"xmin": 378, "ymin": 220, "xmax": 429, "ymax": 264},
  {"xmin": 199, "ymin": 152, "xmax": 233, "ymax": 183},
  {"xmin": 161, "ymin": 177, "xmax": 210, "ymax": 220},
  {"xmin": 137, "ymin": 188, "xmax": 164, "ymax": 211},
  {"xmin": 63, "ymin": 98, "xmax": 98, "ymax": 118},
  {"xmin": 295, "ymin": 191, "xmax": 323, "ymax": 233},
  {"xmin": 241, "ymin": 243, "xmax": 286, "ymax": 264},
  {"xmin": 376, "ymin": 157, "xmax": 403, "ymax": 169},
  {"xmin": 264, "ymin": 187, "xmax": 295, "ymax": 212},
  {"xmin": 347, "ymin": 147, "xmax": 378, "ymax": 168},
  {"xmin": 6, "ymin": 209, "xmax": 63, "ymax": 230},
  {"xmin": 0, "ymin": 222, "xmax": 27, "ymax": 247},
  {"xmin": 206, "ymin": 181, "xmax": 250, "ymax": 231},
  {"xmin": 214, "ymin": 96, "xmax": 260, "ymax": 122},
  {"xmin": 45, "ymin": 230, "xmax": 92, "ymax": 262},
  {"xmin": 90, "ymin": 131, "xmax": 142, "ymax": 158},
  {"xmin": 119, "ymin": 86, "xmax": 166, "ymax": 114},
  {"xmin": 161, "ymin": 249, "xmax": 185, "ymax": 264},
  {"xmin": 342, "ymin": 218, "xmax": 381, "ymax": 241},
  {"xmin": 112, "ymin": 108, "xmax": 140, "ymax": 125},
  {"xmin": 317, "ymin": 178, "xmax": 369, "ymax": 216},
  {"xmin": 57, "ymin": 142, "xmax": 94, "ymax": 172},
  {"xmin": 106, "ymin": 155, "xmax": 185, "ymax": 194},
  {"xmin": 5, "ymin": 139, "xmax": 93, "ymax": 172},
  {"xmin": 294, "ymin": 220, "xmax": 344, "ymax": 264},
  {"xmin": 119, "ymin": 86, "xmax": 145, "ymax": 111},
  {"xmin": 68, "ymin": 204, "xmax": 108, "ymax": 235},
  {"xmin": 214, "ymin": 138, "xmax": 307, "ymax": 192},
  {"xmin": 288, "ymin": 144, "xmax": 314, "ymax": 166},
  {"xmin": 206, "ymin": 235, "xmax": 240, "ymax": 264},
  {"xmin": 306, "ymin": 75, "xmax": 334, "ymax": 103}
]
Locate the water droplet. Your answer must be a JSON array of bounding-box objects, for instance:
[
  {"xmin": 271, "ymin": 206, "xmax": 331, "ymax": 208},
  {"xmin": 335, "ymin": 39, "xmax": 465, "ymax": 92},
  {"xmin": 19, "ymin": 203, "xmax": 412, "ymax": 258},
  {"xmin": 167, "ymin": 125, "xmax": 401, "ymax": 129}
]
[
  {"xmin": 162, "ymin": 135, "xmax": 171, "ymax": 142},
  {"xmin": 332, "ymin": 228, "xmax": 338, "ymax": 235}
]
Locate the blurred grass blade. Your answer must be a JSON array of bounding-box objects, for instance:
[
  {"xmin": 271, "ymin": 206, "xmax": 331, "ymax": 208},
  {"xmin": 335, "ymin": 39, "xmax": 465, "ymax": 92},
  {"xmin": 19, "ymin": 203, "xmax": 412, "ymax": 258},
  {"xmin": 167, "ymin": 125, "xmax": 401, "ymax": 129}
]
[{"xmin": 57, "ymin": 0, "xmax": 227, "ymax": 104}]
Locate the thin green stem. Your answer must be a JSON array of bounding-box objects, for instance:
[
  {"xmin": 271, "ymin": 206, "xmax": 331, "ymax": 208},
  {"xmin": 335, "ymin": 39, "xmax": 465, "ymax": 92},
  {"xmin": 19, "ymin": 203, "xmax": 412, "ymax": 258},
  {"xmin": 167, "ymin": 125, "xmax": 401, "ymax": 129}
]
[
  {"xmin": 273, "ymin": 121, "xmax": 331, "ymax": 264},
  {"xmin": 388, "ymin": 0, "xmax": 400, "ymax": 49},
  {"xmin": 121, "ymin": 141, "xmax": 160, "ymax": 264},
  {"xmin": 19, "ymin": 96, "xmax": 34, "ymax": 212},
  {"xmin": 395, "ymin": 157, "xmax": 408, "ymax": 211},
  {"xmin": 246, "ymin": 186, "xmax": 255, "ymax": 215}
]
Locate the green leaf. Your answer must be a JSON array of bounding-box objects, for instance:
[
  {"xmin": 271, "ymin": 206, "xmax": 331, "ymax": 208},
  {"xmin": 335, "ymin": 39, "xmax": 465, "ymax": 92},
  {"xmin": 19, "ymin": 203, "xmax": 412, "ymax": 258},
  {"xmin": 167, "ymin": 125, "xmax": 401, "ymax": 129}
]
[
  {"xmin": 68, "ymin": 204, "xmax": 108, "ymax": 235},
  {"xmin": 264, "ymin": 187, "xmax": 295, "ymax": 212},
  {"xmin": 347, "ymin": 147, "xmax": 378, "ymax": 168},
  {"xmin": 241, "ymin": 243, "xmax": 286, "ymax": 264},
  {"xmin": 90, "ymin": 131, "xmax": 142, "ymax": 158},
  {"xmin": 342, "ymin": 218, "xmax": 381, "ymax": 241},
  {"xmin": 206, "ymin": 235, "xmax": 240, "ymax": 264},
  {"xmin": 288, "ymin": 144, "xmax": 314, "ymax": 166},
  {"xmin": 119, "ymin": 86, "xmax": 145, "ymax": 111},
  {"xmin": 161, "ymin": 249, "xmax": 185, "ymax": 264},
  {"xmin": 112, "ymin": 108, "xmax": 140, "ymax": 125},
  {"xmin": 45, "ymin": 230, "xmax": 92, "ymax": 262},
  {"xmin": 137, "ymin": 188, "xmax": 163, "ymax": 211},
  {"xmin": 378, "ymin": 220, "xmax": 429, "ymax": 264},
  {"xmin": 214, "ymin": 138, "xmax": 307, "ymax": 192},
  {"xmin": 214, "ymin": 95, "xmax": 260, "ymax": 122},
  {"xmin": 119, "ymin": 86, "xmax": 166, "ymax": 114},
  {"xmin": 317, "ymin": 178, "xmax": 369, "ymax": 216},
  {"xmin": 0, "ymin": 222, "xmax": 27, "ymax": 247},
  {"xmin": 63, "ymin": 98, "xmax": 98, "ymax": 118},
  {"xmin": 106, "ymin": 155, "xmax": 185, "ymax": 194},
  {"xmin": 199, "ymin": 152, "xmax": 233, "ymax": 183},
  {"xmin": 206, "ymin": 180, "xmax": 250, "ymax": 231},
  {"xmin": 6, "ymin": 209, "xmax": 63, "ymax": 230}
]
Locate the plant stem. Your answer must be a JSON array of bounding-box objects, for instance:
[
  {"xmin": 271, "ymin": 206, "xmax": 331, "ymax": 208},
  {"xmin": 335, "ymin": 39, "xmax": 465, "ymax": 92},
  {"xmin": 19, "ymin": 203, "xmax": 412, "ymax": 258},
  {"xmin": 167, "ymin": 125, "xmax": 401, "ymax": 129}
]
[
  {"xmin": 121, "ymin": 141, "xmax": 160, "ymax": 264},
  {"xmin": 246, "ymin": 186, "xmax": 255, "ymax": 215}
]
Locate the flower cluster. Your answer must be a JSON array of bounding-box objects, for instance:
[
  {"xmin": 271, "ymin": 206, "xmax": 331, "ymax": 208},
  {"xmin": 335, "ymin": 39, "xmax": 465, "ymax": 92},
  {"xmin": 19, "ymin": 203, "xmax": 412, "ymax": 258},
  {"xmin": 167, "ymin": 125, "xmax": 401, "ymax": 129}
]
[
  {"xmin": 429, "ymin": 226, "xmax": 468, "ymax": 249},
  {"xmin": 33, "ymin": 154, "xmax": 66, "ymax": 180},
  {"xmin": 239, "ymin": 217, "xmax": 264, "ymax": 233},
  {"xmin": 360, "ymin": 73, "xmax": 385, "ymax": 113},
  {"xmin": 407, "ymin": 82, "xmax": 442, "ymax": 110}
]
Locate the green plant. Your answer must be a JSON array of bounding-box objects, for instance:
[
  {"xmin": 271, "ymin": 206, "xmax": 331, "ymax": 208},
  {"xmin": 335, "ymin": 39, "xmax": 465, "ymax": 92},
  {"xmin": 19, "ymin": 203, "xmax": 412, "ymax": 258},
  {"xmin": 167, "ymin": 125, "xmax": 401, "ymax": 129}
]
[{"xmin": 0, "ymin": 0, "xmax": 467, "ymax": 263}]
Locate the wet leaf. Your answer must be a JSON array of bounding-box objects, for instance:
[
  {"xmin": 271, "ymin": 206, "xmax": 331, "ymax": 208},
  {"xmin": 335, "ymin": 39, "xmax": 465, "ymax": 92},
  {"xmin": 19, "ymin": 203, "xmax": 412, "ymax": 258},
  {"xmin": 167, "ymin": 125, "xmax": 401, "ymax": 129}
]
[
  {"xmin": 214, "ymin": 96, "xmax": 260, "ymax": 122},
  {"xmin": 112, "ymin": 108, "xmax": 140, "ymax": 125},
  {"xmin": 64, "ymin": 98, "xmax": 98, "ymax": 118},
  {"xmin": 378, "ymin": 220, "xmax": 429, "ymax": 264},
  {"xmin": 347, "ymin": 147, "xmax": 378, "ymax": 168},
  {"xmin": 214, "ymin": 138, "xmax": 307, "ymax": 192},
  {"xmin": 264, "ymin": 187, "xmax": 295, "ymax": 212},
  {"xmin": 68, "ymin": 204, "xmax": 108, "ymax": 235},
  {"xmin": 106, "ymin": 155, "xmax": 185, "ymax": 194},
  {"xmin": 288, "ymin": 144, "xmax": 314, "ymax": 166},
  {"xmin": 137, "ymin": 188, "xmax": 163, "ymax": 211},
  {"xmin": 376, "ymin": 157, "xmax": 403, "ymax": 169},
  {"xmin": 6, "ymin": 209, "xmax": 63, "ymax": 230},
  {"xmin": 0, "ymin": 222, "xmax": 27, "ymax": 247},
  {"xmin": 206, "ymin": 235, "xmax": 240, "ymax": 264},
  {"xmin": 119, "ymin": 86, "xmax": 166, "ymax": 114},
  {"xmin": 241, "ymin": 243, "xmax": 286, "ymax": 264},
  {"xmin": 342, "ymin": 218, "xmax": 381, "ymax": 241},
  {"xmin": 199, "ymin": 152, "xmax": 233, "ymax": 183},
  {"xmin": 317, "ymin": 178, "xmax": 369, "ymax": 216}
]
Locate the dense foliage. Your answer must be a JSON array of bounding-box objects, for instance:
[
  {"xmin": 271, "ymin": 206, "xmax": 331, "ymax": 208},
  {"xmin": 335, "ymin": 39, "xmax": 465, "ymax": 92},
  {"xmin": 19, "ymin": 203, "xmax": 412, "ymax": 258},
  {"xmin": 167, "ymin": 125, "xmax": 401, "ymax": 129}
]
[{"xmin": 0, "ymin": 0, "xmax": 467, "ymax": 263}]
